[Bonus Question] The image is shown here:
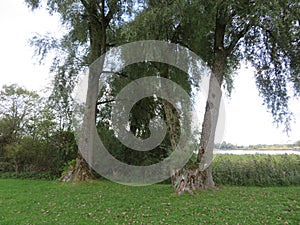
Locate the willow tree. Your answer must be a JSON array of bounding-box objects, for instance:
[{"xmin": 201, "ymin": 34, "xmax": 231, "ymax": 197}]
[
  {"xmin": 171, "ymin": 0, "xmax": 300, "ymax": 190},
  {"xmin": 25, "ymin": 0, "xmax": 142, "ymax": 181},
  {"xmin": 112, "ymin": 1, "xmax": 199, "ymax": 168},
  {"xmin": 125, "ymin": 0, "xmax": 299, "ymax": 190}
]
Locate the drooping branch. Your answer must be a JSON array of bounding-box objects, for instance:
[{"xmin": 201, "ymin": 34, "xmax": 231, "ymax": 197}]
[
  {"xmin": 80, "ymin": 0, "xmax": 89, "ymax": 11},
  {"xmin": 225, "ymin": 24, "xmax": 251, "ymax": 56}
]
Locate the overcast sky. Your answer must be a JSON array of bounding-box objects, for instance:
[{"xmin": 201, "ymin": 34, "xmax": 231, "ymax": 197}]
[{"xmin": 0, "ymin": 0, "xmax": 299, "ymax": 146}]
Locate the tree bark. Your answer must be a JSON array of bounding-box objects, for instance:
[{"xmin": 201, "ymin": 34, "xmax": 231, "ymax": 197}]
[
  {"xmin": 73, "ymin": 152, "xmax": 93, "ymax": 182},
  {"xmin": 171, "ymin": 63, "xmax": 224, "ymax": 192},
  {"xmin": 70, "ymin": 0, "xmax": 107, "ymax": 182},
  {"xmin": 196, "ymin": 9, "xmax": 227, "ymax": 188},
  {"xmin": 171, "ymin": 10, "xmax": 227, "ymax": 193},
  {"xmin": 159, "ymin": 66, "xmax": 181, "ymax": 187}
]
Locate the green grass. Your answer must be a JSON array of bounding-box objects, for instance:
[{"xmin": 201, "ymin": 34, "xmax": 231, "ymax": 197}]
[{"xmin": 0, "ymin": 179, "xmax": 299, "ymax": 224}]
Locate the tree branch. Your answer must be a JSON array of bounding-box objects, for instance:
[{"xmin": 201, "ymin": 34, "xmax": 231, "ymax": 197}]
[
  {"xmin": 80, "ymin": 0, "xmax": 90, "ymax": 11},
  {"xmin": 81, "ymin": 0, "xmax": 102, "ymax": 25},
  {"xmin": 225, "ymin": 24, "xmax": 251, "ymax": 56},
  {"xmin": 97, "ymin": 99, "xmax": 115, "ymax": 105},
  {"xmin": 104, "ymin": 9, "xmax": 114, "ymax": 29}
]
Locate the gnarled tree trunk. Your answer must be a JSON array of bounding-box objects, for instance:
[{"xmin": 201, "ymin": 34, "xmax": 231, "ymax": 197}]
[{"xmin": 73, "ymin": 152, "xmax": 93, "ymax": 182}]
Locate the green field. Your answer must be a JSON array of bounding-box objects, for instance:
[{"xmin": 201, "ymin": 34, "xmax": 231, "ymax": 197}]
[{"xmin": 0, "ymin": 179, "xmax": 299, "ymax": 224}]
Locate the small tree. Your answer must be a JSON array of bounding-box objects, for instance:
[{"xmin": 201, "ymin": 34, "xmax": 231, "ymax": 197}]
[{"xmin": 0, "ymin": 84, "xmax": 40, "ymax": 141}]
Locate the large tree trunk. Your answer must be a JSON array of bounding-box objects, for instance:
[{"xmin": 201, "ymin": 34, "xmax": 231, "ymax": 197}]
[
  {"xmin": 171, "ymin": 68, "xmax": 224, "ymax": 193},
  {"xmin": 171, "ymin": 11, "xmax": 226, "ymax": 193},
  {"xmin": 65, "ymin": 1, "xmax": 107, "ymax": 182},
  {"xmin": 61, "ymin": 59, "xmax": 101, "ymax": 182},
  {"xmin": 159, "ymin": 66, "xmax": 181, "ymax": 186},
  {"xmin": 197, "ymin": 66, "xmax": 223, "ymax": 188},
  {"xmin": 196, "ymin": 10, "xmax": 227, "ymax": 189}
]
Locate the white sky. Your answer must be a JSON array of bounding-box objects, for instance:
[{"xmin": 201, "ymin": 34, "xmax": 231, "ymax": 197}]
[
  {"xmin": 220, "ymin": 65, "xmax": 300, "ymax": 145},
  {"xmin": 0, "ymin": 0, "xmax": 299, "ymax": 146},
  {"xmin": 0, "ymin": 0, "xmax": 60, "ymax": 93}
]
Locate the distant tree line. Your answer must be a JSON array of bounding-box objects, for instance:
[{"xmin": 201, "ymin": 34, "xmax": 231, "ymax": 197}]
[{"xmin": 215, "ymin": 141, "xmax": 300, "ymax": 150}]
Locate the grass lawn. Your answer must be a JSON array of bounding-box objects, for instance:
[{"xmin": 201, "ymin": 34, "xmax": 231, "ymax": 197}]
[{"xmin": 0, "ymin": 179, "xmax": 299, "ymax": 224}]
